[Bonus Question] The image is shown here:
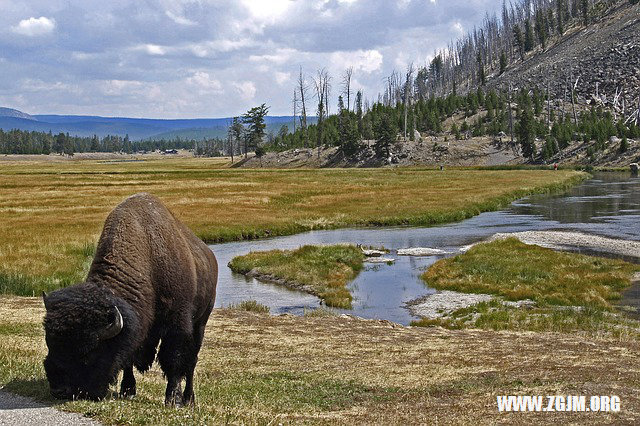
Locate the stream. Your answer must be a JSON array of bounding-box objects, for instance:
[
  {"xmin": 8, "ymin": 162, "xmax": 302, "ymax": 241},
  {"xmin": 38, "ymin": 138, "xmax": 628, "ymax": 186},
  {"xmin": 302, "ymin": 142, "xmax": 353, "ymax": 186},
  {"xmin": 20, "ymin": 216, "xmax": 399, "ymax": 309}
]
[{"xmin": 210, "ymin": 172, "xmax": 640, "ymax": 325}]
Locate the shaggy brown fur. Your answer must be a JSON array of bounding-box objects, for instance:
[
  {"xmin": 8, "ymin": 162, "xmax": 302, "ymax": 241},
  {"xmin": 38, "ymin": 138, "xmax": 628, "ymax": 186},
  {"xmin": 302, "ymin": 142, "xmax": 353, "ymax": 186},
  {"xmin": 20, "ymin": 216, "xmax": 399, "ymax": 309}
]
[{"xmin": 43, "ymin": 193, "xmax": 218, "ymax": 406}]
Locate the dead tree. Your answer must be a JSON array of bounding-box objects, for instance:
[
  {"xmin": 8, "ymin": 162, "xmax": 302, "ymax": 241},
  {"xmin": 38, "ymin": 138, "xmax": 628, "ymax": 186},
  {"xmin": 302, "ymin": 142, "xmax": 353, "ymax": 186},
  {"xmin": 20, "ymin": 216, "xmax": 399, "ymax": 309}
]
[
  {"xmin": 341, "ymin": 67, "xmax": 354, "ymax": 112},
  {"xmin": 313, "ymin": 68, "xmax": 331, "ymax": 159},
  {"xmin": 297, "ymin": 67, "xmax": 309, "ymax": 147},
  {"xmin": 403, "ymin": 64, "xmax": 414, "ymax": 141}
]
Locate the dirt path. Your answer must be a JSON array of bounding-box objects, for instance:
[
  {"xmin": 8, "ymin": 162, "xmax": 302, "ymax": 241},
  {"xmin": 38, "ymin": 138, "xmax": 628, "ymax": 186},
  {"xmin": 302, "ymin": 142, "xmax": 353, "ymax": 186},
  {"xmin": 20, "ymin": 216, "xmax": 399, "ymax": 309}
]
[{"xmin": 0, "ymin": 390, "xmax": 99, "ymax": 425}]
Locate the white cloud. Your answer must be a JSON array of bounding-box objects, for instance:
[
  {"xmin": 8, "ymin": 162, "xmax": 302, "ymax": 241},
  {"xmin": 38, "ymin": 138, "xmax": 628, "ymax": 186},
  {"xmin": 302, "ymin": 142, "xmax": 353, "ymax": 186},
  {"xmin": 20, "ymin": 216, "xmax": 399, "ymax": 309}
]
[
  {"xmin": 12, "ymin": 16, "xmax": 56, "ymax": 37},
  {"xmin": 452, "ymin": 21, "xmax": 464, "ymax": 35},
  {"xmin": 186, "ymin": 71, "xmax": 223, "ymax": 92},
  {"xmin": 240, "ymin": 0, "xmax": 291, "ymax": 23},
  {"xmin": 274, "ymin": 71, "xmax": 291, "ymax": 86},
  {"xmin": 165, "ymin": 10, "xmax": 197, "ymax": 26},
  {"xmin": 233, "ymin": 81, "xmax": 257, "ymax": 100},
  {"xmin": 100, "ymin": 80, "xmax": 144, "ymax": 96},
  {"xmin": 330, "ymin": 49, "xmax": 383, "ymax": 74},
  {"xmin": 141, "ymin": 44, "xmax": 167, "ymax": 56}
]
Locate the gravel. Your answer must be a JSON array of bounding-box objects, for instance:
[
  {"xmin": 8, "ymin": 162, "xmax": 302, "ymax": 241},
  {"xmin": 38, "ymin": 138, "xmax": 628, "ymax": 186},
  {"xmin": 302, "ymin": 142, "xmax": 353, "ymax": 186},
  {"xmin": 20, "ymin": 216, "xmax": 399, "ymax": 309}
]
[
  {"xmin": 488, "ymin": 231, "xmax": 640, "ymax": 260},
  {"xmin": 0, "ymin": 390, "xmax": 99, "ymax": 425},
  {"xmin": 406, "ymin": 291, "xmax": 494, "ymax": 319}
]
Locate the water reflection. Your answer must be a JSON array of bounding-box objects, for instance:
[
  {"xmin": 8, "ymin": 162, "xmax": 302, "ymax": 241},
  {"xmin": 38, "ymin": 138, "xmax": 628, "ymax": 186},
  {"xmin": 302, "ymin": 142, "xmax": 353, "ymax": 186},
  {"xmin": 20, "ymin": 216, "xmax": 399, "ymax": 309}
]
[{"xmin": 210, "ymin": 172, "xmax": 640, "ymax": 325}]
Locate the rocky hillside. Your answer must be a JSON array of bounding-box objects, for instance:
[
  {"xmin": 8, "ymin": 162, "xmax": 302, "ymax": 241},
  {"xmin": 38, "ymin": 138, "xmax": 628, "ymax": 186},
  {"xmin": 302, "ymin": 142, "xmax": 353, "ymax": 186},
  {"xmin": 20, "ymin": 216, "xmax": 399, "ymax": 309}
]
[{"xmin": 492, "ymin": 1, "xmax": 640, "ymax": 113}]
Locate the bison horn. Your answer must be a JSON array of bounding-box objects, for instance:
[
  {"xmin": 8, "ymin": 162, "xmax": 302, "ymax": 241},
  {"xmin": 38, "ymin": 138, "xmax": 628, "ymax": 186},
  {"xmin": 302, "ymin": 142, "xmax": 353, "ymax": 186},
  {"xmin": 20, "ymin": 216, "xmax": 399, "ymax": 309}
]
[
  {"xmin": 42, "ymin": 291, "xmax": 49, "ymax": 309},
  {"xmin": 98, "ymin": 306, "xmax": 124, "ymax": 341}
]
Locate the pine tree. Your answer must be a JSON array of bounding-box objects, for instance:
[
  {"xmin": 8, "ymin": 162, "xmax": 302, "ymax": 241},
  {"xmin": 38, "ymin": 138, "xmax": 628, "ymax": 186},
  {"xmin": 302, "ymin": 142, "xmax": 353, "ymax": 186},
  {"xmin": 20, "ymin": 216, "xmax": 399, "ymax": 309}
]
[
  {"xmin": 524, "ymin": 20, "xmax": 535, "ymax": 52},
  {"xmin": 374, "ymin": 113, "xmax": 397, "ymax": 159},
  {"xmin": 242, "ymin": 104, "xmax": 269, "ymax": 156},
  {"xmin": 518, "ymin": 92, "xmax": 536, "ymax": 160}
]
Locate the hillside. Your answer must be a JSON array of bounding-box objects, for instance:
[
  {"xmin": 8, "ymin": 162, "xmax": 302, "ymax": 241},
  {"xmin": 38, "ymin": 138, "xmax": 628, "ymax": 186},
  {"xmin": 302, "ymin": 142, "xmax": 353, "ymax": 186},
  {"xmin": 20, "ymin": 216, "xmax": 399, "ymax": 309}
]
[{"xmin": 491, "ymin": 1, "xmax": 639, "ymax": 111}]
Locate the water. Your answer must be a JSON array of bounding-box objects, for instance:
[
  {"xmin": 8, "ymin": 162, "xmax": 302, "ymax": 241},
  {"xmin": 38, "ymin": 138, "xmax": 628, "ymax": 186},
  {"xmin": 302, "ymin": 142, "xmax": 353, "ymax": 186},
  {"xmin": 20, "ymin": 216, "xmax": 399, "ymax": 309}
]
[{"xmin": 210, "ymin": 172, "xmax": 640, "ymax": 325}]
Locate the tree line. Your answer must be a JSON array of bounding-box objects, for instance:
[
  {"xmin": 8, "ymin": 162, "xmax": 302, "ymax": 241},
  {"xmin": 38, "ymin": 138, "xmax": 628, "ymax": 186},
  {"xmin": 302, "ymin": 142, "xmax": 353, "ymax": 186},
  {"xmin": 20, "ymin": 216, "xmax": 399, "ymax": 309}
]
[{"xmin": 0, "ymin": 129, "xmax": 220, "ymax": 156}]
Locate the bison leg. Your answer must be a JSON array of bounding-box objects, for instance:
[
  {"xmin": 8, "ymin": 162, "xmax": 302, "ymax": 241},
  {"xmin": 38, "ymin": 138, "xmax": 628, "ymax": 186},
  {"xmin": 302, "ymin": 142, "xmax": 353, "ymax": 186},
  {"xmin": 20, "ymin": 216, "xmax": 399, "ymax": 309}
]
[
  {"xmin": 158, "ymin": 332, "xmax": 190, "ymax": 406},
  {"xmin": 119, "ymin": 364, "xmax": 136, "ymax": 399},
  {"xmin": 181, "ymin": 320, "xmax": 207, "ymax": 406}
]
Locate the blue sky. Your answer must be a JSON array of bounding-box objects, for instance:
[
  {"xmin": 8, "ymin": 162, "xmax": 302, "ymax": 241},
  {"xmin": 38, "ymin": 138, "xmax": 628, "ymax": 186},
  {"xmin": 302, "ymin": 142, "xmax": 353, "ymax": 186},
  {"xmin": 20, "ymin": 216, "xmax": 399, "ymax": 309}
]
[{"xmin": 0, "ymin": 0, "xmax": 500, "ymax": 118}]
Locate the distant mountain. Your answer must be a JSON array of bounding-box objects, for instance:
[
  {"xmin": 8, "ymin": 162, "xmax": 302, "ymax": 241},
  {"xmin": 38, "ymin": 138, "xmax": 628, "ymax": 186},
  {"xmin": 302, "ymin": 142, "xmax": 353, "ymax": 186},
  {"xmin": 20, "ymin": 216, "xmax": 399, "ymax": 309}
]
[
  {"xmin": 0, "ymin": 107, "xmax": 36, "ymax": 121},
  {"xmin": 0, "ymin": 108, "xmax": 309, "ymax": 141}
]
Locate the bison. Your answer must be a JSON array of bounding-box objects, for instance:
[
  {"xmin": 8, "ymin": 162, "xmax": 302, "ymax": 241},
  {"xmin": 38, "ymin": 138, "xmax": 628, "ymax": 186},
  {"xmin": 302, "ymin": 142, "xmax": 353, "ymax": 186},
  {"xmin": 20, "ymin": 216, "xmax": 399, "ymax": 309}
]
[{"xmin": 42, "ymin": 193, "xmax": 218, "ymax": 406}]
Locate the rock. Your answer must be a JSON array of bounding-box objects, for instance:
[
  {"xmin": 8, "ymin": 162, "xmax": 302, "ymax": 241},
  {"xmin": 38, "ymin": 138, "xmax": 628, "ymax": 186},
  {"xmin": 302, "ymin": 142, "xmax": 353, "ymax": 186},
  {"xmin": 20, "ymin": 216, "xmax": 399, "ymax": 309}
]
[
  {"xmin": 610, "ymin": 136, "xmax": 621, "ymax": 144},
  {"xmin": 631, "ymin": 163, "xmax": 639, "ymax": 176},
  {"xmin": 397, "ymin": 247, "xmax": 449, "ymax": 256},
  {"xmin": 365, "ymin": 257, "xmax": 395, "ymax": 263},
  {"xmin": 361, "ymin": 249, "xmax": 387, "ymax": 257}
]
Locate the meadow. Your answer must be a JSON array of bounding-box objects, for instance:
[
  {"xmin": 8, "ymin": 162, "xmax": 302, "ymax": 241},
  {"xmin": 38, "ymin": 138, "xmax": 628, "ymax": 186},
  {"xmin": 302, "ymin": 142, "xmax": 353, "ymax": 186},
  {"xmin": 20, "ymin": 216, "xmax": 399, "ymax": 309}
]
[
  {"xmin": 0, "ymin": 155, "xmax": 585, "ymax": 295},
  {"xmin": 1, "ymin": 297, "xmax": 639, "ymax": 424}
]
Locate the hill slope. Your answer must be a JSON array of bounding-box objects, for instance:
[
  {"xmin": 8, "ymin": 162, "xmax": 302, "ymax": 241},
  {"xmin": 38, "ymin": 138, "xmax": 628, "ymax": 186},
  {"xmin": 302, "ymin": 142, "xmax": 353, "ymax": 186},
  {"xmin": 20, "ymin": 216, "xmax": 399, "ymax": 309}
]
[{"xmin": 491, "ymin": 1, "xmax": 640, "ymax": 107}]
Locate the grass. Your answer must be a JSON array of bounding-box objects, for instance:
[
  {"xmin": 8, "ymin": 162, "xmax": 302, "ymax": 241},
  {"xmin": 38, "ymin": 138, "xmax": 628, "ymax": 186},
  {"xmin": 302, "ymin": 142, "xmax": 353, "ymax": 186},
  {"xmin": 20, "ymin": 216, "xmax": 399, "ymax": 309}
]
[
  {"xmin": 227, "ymin": 300, "xmax": 271, "ymax": 314},
  {"xmin": 1, "ymin": 297, "xmax": 639, "ymax": 424},
  {"xmin": 229, "ymin": 244, "xmax": 365, "ymax": 308},
  {"xmin": 415, "ymin": 238, "xmax": 640, "ymax": 337},
  {"xmin": 0, "ymin": 155, "xmax": 586, "ymax": 295}
]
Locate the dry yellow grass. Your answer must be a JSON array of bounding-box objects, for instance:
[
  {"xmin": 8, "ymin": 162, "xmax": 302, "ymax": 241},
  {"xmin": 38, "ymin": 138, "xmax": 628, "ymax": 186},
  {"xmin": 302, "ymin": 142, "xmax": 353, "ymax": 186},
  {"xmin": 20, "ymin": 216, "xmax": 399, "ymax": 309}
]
[
  {"xmin": 1, "ymin": 297, "xmax": 638, "ymax": 424},
  {"xmin": 0, "ymin": 156, "xmax": 585, "ymax": 294}
]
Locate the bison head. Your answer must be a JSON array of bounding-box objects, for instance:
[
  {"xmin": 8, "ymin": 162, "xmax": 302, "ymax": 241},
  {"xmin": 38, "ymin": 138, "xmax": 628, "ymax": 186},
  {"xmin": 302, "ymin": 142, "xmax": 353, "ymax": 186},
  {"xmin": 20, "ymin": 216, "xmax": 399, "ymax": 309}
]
[{"xmin": 42, "ymin": 283, "xmax": 131, "ymax": 400}]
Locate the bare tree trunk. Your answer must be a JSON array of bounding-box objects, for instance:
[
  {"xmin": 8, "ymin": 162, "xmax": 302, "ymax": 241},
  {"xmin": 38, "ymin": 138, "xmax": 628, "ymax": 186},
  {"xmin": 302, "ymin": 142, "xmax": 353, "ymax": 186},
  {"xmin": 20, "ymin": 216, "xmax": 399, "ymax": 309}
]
[
  {"xmin": 570, "ymin": 72, "xmax": 578, "ymax": 125},
  {"xmin": 547, "ymin": 80, "xmax": 551, "ymax": 131},
  {"xmin": 341, "ymin": 67, "xmax": 353, "ymax": 112},
  {"xmin": 508, "ymin": 82, "xmax": 514, "ymax": 144},
  {"xmin": 292, "ymin": 88, "xmax": 297, "ymax": 133},
  {"xmin": 298, "ymin": 67, "xmax": 308, "ymax": 148},
  {"xmin": 403, "ymin": 64, "xmax": 414, "ymax": 141}
]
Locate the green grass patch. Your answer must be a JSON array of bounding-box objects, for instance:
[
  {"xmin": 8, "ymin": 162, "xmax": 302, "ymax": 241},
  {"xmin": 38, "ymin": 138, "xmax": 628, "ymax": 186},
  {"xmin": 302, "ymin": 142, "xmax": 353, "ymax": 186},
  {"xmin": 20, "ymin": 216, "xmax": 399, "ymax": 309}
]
[
  {"xmin": 422, "ymin": 238, "xmax": 639, "ymax": 309},
  {"xmin": 412, "ymin": 300, "xmax": 640, "ymax": 339},
  {"xmin": 227, "ymin": 300, "xmax": 271, "ymax": 314},
  {"xmin": 229, "ymin": 245, "xmax": 365, "ymax": 309}
]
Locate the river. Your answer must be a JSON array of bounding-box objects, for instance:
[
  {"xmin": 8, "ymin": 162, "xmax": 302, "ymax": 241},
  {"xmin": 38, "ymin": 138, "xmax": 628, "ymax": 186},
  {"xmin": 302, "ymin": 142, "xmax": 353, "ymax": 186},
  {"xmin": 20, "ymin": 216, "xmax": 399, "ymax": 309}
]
[{"xmin": 209, "ymin": 172, "xmax": 640, "ymax": 325}]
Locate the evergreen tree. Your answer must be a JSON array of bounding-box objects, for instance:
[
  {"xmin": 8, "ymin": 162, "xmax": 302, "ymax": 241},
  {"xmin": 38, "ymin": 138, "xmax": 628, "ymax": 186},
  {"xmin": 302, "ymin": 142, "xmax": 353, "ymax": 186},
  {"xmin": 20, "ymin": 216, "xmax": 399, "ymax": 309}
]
[
  {"xmin": 524, "ymin": 19, "xmax": 535, "ymax": 52},
  {"xmin": 581, "ymin": 0, "xmax": 589, "ymax": 25},
  {"xmin": 513, "ymin": 26, "xmax": 525, "ymax": 59},
  {"xmin": 557, "ymin": 0, "xmax": 565, "ymax": 34},
  {"xmin": 499, "ymin": 52, "xmax": 508, "ymax": 75},
  {"xmin": 374, "ymin": 113, "xmax": 397, "ymax": 159},
  {"xmin": 518, "ymin": 92, "xmax": 536, "ymax": 160},
  {"xmin": 242, "ymin": 104, "xmax": 269, "ymax": 156}
]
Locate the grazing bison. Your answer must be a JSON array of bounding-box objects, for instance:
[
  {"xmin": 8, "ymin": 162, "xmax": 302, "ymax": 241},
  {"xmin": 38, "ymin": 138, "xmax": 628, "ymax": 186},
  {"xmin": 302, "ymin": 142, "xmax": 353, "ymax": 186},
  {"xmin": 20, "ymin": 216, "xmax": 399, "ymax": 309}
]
[{"xmin": 42, "ymin": 193, "xmax": 218, "ymax": 406}]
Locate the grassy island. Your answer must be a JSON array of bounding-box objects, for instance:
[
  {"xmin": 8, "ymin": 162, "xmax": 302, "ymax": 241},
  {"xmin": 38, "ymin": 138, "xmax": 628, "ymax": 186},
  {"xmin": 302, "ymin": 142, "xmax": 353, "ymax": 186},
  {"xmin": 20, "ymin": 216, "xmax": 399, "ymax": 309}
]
[
  {"xmin": 229, "ymin": 244, "xmax": 365, "ymax": 308},
  {"xmin": 416, "ymin": 238, "xmax": 640, "ymax": 337}
]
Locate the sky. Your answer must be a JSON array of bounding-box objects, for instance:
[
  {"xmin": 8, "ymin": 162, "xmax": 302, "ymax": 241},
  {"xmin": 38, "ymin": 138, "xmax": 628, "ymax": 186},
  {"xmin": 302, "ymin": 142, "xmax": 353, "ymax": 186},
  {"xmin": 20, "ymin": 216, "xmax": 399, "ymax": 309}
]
[{"xmin": 0, "ymin": 0, "xmax": 502, "ymax": 119}]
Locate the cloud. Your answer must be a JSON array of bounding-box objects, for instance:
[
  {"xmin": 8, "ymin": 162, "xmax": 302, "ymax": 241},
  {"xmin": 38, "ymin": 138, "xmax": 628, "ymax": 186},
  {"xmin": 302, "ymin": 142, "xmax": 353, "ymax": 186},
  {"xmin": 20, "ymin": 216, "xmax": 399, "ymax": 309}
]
[
  {"xmin": 233, "ymin": 81, "xmax": 257, "ymax": 100},
  {"xmin": 12, "ymin": 16, "xmax": 56, "ymax": 37},
  {"xmin": 165, "ymin": 10, "xmax": 197, "ymax": 26},
  {"xmin": 330, "ymin": 49, "xmax": 384, "ymax": 74},
  {"xmin": 0, "ymin": 0, "xmax": 503, "ymax": 118},
  {"xmin": 186, "ymin": 72, "xmax": 223, "ymax": 92}
]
